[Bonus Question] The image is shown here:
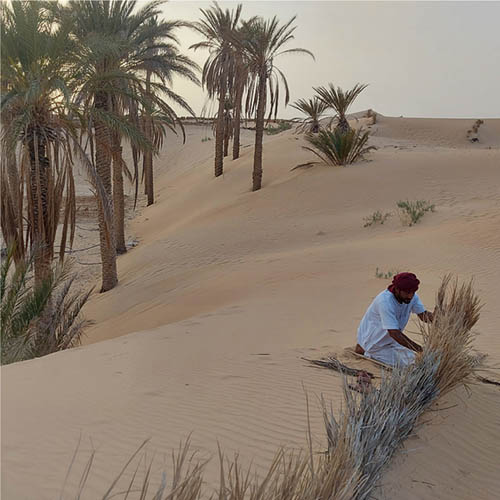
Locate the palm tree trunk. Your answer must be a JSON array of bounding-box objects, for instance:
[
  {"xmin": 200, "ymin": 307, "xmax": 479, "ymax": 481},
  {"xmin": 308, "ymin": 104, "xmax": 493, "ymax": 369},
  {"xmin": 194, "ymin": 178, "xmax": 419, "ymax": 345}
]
[
  {"xmin": 27, "ymin": 128, "xmax": 52, "ymax": 287},
  {"xmin": 94, "ymin": 91, "xmax": 118, "ymax": 292},
  {"xmin": 252, "ymin": 72, "xmax": 267, "ymax": 192},
  {"xmin": 223, "ymin": 114, "xmax": 230, "ymax": 157},
  {"xmin": 144, "ymin": 70, "xmax": 154, "ymax": 205},
  {"xmin": 232, "ymin": 81, "xmax": 243, "ymax": 160},
  {"xmin": 337, "ymin": 115, "xmax": 350, "ymax": 134},
  {"xmin": 112, "ymin": 132, "xmax": 127, "ymax": 254},
  {"xmin": 2, "ymin": 143, "xmax": 24, "ymax": 263},
  {"xmin": 143, "ymin": 143, "xmax": 154, "ymax": 205},
  {"xmin": 214, "ymin": 71, "xmax": 227, "ymax": 177}
]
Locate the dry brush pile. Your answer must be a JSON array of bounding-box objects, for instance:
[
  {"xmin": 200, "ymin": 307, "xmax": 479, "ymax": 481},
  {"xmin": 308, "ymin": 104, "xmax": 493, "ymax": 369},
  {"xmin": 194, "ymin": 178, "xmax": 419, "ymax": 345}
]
[{"xmin": 66, "ymin": 275, "xmax": 481, "ymax": 499}]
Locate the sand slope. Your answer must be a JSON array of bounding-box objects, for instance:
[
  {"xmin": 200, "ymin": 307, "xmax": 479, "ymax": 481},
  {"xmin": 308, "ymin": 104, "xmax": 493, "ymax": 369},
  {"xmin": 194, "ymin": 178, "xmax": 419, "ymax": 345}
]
[{"xmin": 2, "ymin": 117, "xmax": 500, "ymax": 499}]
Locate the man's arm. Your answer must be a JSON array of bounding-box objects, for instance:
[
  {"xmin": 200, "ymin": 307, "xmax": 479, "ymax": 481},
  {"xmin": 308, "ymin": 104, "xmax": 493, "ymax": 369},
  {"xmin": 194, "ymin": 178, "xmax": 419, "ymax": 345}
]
[
  {"xmin": 388, "ymin": 329, "xmax": 422, "ymax": 353},
  {"xmin": 418, "ymin": 310, "xmax": 434, "ymax": 323}
]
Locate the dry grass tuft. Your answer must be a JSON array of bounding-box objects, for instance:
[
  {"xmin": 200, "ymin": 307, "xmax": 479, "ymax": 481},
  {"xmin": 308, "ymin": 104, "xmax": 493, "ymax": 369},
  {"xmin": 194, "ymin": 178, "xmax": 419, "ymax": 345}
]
[{"xmin": 419, "ymin": 274, "xmax": 481, "ymax": 394}]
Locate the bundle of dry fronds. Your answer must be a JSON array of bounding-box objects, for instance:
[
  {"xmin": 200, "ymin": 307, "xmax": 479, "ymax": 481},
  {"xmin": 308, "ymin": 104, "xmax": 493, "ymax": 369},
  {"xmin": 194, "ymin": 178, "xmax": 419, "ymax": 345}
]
[
  {"xmin": 323, "ymin": 355, "xmax": 440, "ymax": 499},
  {"xmin": 419, "ymin": 274, "xmax": 481, "ymax": 395},
  {"xmin": 320, "ymin": 275, "xmax": 482, "ymax": 499}
]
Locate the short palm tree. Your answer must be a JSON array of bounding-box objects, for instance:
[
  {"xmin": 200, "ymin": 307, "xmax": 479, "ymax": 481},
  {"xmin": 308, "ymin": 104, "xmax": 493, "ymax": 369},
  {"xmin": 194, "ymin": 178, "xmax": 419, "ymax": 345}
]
[
  {"xmin": 240, "ymin": 16, "xmax": 314, "ymax": 191},
  {"xmin": 290, "ymin": 96, "xmax": 329, "ymax": 133},
  {"xmin": 1, "ymin": 245, "xmax": 92, "ymax": 365},
  {"xmin": 191, "ymin": 2, "xmax": 242, "ymax": 177},
  {"xmin": 303, "ymin": 128, "xmax": 376, "ymax": 166},
  {"xmin": 314, "ymin": 83, "xmax": 368, "ymax": 133}
]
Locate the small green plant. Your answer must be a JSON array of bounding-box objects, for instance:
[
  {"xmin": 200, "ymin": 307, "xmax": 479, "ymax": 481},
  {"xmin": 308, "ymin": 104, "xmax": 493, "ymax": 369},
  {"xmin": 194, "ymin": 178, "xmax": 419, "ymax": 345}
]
[
  {"xmin": 375, "ymin": 267, "xmax": 401, "ymax": 279},
  {"xmin": 303, "ymin": 128, "xmax": 376, "ymax": 166},
  {"xmin": 363, "ymin": 210, "xmax": 392, "ymax": 227},
  {"xmin": 1, "ymin": 246, "xmax": 93, "ymax": 365},
  {"xmin": 201, "ymin": 136, "xmax": 212, "ymax": 142},
  {"xmin": 396, "ymin": 199, "xmax": 435, "ymax": 226},
  {"xmin": 265, "ymin": 121, "xmax": 292, "ymax": 135}
]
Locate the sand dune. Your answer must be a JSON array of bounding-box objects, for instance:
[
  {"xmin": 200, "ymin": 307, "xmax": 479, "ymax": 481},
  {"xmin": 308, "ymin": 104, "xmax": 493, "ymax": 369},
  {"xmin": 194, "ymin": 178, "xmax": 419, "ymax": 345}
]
[{"xmin": 2, "ymin": 117, "xmax": 500, "ymax": 499}]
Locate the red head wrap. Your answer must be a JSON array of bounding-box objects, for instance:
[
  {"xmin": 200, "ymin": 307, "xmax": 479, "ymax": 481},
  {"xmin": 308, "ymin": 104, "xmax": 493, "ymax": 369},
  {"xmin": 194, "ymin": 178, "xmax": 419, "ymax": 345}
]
[{"xmin": 388, "ymin": 272, "xmax": 420, "ymax": 293}]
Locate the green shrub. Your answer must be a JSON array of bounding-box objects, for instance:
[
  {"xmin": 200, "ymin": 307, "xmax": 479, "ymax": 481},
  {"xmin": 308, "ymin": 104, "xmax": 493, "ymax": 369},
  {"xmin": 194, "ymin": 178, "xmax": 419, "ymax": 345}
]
[
  {"xmin": 265, "ymin": 121, "xmax": 292, "ymax": 135},
  {"xmin": 303, "ymin": 128, "xmax": 376, "ymax": 166},
  {"xmin": 375, "ymin": 267, "xmax": 401, "ymax": 279},
  {"xmin": 201, "ymin": 136, "xmax": 212, "ymax": 142},
  {"xmin": 1, "ymin": 247, "xmax": 93, "ymax": 365},
  {"xmin": 396, "ymin": 200, "xmax": 435, "ymax": 226},
  {"xmin": 363, "ymin": 210, "xmax": 392, "ymax": 227}
]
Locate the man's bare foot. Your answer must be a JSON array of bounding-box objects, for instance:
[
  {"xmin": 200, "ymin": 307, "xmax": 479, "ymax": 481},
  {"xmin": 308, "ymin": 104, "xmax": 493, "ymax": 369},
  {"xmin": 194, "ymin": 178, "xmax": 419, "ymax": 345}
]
[{"xmin": 355, "ymin": 344, "xmax": 365, "ymax": 355}]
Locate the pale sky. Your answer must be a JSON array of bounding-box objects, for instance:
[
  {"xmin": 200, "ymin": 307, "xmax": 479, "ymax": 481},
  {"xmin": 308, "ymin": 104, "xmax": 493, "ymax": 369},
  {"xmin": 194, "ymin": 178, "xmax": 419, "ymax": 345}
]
[{"xmin": 162, "ymin": 0, "xmax": 500, "ymax": 119}]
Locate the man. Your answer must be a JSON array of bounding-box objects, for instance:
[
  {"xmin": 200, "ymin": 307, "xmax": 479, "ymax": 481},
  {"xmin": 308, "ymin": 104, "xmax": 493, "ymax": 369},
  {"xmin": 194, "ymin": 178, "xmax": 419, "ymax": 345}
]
[{"xmin": 355, "ymin": 272, "xmax": 433, "ymax": 366}]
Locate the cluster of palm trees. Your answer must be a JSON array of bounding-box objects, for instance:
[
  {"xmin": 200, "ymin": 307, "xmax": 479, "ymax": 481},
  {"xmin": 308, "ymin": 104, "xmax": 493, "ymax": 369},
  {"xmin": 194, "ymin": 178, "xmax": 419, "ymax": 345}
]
[
  {"xmin": 292, "ymin": 83, "xmax": 376, "ymax": 166},
  {"xmin": 1, "ymin": 0, "xmax": 199, "ymax": 293},
  {"xmin": 191, "ymin": 3, "xmax": 314, "ymax": 191}
]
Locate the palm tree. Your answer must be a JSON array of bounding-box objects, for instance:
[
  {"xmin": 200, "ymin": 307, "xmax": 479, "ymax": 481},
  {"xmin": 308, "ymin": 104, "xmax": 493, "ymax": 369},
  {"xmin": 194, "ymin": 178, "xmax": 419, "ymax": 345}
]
[
  {"xmin": 57, "ymin": 0, "xmax": 193, "ymax": 290},
  {"xmin": 137, "ymin": 16, "xmax": 199, "ymax": 206},
  {"xmin": 0, "ymin": 1, "xmax": 85, "ymax": 285},
  {"xmin": 229, "ymin": 24, "xmax": 250, "ymax": 160},
  {"xmin": 240, "ymin": 16, "xmax": 314, "ymax": 191},
  {"xmin": 222, "ymin": 96, "xmax": 234, "ymax": 157},
  {"xmin": 303, "ymin": 128, "xmax": 376, "ymax": 166},
  {"xmin": 1, "ymin": 245, "xmax": 93, "ymax": 365},
  {"xmin": 290, "ymin": 97, "xmax": 329, "ymax": 133},
  {"xmin": 107, "ymin": 13, "xmax": 198, "ymax": 246},
  {"xmin": 191, "ymin": 2, "xmax": 242, "ymax": 177},
  {"xmin": 58, "ymin": 0, "xmax": 131, "ymax": 290},
  {"xmin": 314, "ymin": 83, "xmax": 368, "ymax": 133}
]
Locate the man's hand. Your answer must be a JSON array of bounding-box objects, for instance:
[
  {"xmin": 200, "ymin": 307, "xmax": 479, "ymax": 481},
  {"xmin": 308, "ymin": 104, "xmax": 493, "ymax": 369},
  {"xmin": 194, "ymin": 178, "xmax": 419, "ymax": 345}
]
[
  {"xmin": 388, "ymin": 329, "xmax": 422, "ymax": 353},
  {"xmin": 418, "ymin": 310, "xmax": 434, "ymax": 323}
]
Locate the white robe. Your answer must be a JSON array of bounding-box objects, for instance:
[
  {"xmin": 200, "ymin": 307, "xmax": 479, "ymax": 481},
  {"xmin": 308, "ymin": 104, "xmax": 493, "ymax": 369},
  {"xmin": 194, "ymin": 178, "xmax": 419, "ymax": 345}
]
[{"xmin": 357, "ymin": 289, "xmax": 426, "ymax": 366}]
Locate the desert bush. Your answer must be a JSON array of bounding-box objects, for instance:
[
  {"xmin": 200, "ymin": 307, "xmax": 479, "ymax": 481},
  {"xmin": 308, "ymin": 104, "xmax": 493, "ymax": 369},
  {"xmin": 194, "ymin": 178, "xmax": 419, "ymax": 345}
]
[
  {"xmin": 304, "ymin": 128, "xmax": 376, "ymax": 166},
  {"xmin": 201, "ymin": 136, "xmax": 212, "ymax": 142},
  {"xmin": 397, "ymin": 199, "xmax": 435, "ymax": 226},
  {"xmin": 265, "ymin": 120, "xmax": 293, "ymax": 135},
  {"xmin": 363, "ymin": 210, "xmax": 392, "ymax": 227},
  {"xmin": 466, "ymin": 119, "xmax": 484, "ymax": 142},
  {"xmin": 1, "ymin": 246, "xmax": 93, "ymax": 365}
]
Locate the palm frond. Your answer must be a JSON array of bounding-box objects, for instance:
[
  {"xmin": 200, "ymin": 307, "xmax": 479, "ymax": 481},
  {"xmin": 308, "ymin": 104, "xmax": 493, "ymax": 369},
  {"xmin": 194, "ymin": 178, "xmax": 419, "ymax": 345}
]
[
  {"xmin": 303, "ymin": 128, "xmax": 376, "ymax": 166},
  {"xmin": 314, "ymin": 83, "xmax": 368, "ymax": 131}
]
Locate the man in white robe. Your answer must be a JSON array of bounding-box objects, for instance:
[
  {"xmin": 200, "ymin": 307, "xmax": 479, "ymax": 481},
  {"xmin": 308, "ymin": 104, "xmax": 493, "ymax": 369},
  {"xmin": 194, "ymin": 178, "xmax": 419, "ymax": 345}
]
[{"xmin": 355, "ymin": 272, "xmax": 433, "ymax": 366}]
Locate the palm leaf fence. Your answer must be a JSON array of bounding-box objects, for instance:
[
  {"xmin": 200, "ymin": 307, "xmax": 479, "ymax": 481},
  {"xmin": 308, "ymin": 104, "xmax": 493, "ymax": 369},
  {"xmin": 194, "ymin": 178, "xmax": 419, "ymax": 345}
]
[{"xmin": 62, "ymin": 274, "xmax": 495, "ymax": 499}]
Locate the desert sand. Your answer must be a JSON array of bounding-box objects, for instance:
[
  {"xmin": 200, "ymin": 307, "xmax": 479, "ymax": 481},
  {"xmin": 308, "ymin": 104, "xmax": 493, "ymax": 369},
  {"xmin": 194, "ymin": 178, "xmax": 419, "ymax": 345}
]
[{"xmin": 2, "ymin": 115, "xmax": 500, "ymax": 499}]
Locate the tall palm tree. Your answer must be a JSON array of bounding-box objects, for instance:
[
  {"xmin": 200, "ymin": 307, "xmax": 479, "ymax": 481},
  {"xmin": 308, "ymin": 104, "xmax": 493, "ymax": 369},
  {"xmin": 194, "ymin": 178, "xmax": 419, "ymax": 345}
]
[
  {"xmin": 314, "ymin": 83, "xmax": 368, "ymax": 133},
  {"xmin": 241, "ymin": 16, "xmax": 314, "ymax": 191},
  {"xmin": 191, "ymin": 2, "xmax": 242, "ymax": 177},
  {"xmin": 58, "ymin": 0, "xmax": 194, "ymax": 290},
  {"xmin": 222, "ymin": 97, "xmax": 234, "ymax": 157},
  {"xmin": 0, "ymin": 2, "xmax": 96, "ymax": 285},
  {"xmin": 228, "ymin": 23, "xmax": 250, "ymax": 160},
  {"xmin": 137, "ymin": 16, "xmax": 199, "ymax": 206},
  {"xmin": 290, "ymin": 96, "xmax": 329, "ymax": 133}
]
